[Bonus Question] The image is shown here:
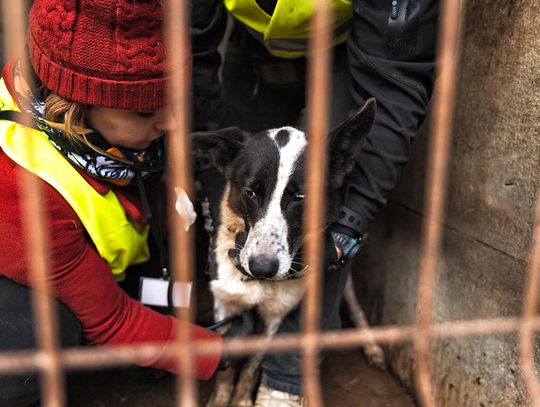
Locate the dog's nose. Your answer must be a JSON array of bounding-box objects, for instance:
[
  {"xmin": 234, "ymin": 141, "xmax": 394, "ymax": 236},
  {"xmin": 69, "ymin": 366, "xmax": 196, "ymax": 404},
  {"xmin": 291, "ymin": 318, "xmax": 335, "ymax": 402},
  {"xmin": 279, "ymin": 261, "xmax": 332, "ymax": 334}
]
[{"xmin": 249, "ymin": 256, "xmax": 279, "ymax": 279}]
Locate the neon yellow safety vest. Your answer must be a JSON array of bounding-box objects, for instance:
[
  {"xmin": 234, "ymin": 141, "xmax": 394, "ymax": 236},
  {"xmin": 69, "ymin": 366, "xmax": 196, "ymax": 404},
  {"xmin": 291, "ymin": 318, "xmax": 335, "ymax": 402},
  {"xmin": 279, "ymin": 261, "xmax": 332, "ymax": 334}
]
[
  {"xmin": 0, "ymin": 78, "xmax": 150, "ymax": 281},
  {"xmin": 224, "ymin": 0, "xmax": 353, "ymax": 58}
]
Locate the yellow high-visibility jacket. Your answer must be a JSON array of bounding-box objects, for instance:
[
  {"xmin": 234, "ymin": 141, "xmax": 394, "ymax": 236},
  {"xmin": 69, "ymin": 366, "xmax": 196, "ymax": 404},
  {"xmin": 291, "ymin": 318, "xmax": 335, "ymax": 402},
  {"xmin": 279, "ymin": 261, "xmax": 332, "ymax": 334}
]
[
  {"xmin": 224, "ymin": 0, "xmax": 353, "ymax": 58},
  {"xmin": 0, "ymin": 78, "xmax": 149, "ymax": 280}
]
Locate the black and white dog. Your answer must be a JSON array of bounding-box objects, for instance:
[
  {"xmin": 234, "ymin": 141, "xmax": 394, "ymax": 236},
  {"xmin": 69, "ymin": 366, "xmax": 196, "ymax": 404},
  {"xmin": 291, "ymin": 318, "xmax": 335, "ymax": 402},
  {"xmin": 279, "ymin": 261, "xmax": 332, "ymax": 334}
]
[{"xmin": 193, "ymin": 99, "xmax": 382, "ymax": 406}]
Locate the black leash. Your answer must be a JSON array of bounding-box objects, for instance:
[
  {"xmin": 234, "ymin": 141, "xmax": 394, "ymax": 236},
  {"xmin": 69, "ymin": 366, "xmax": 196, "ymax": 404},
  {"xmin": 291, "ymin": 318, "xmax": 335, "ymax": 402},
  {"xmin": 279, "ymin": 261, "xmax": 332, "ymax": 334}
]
[{"xmin": 205, "ymin": 314, "xmax": 238, "ymax": 331}]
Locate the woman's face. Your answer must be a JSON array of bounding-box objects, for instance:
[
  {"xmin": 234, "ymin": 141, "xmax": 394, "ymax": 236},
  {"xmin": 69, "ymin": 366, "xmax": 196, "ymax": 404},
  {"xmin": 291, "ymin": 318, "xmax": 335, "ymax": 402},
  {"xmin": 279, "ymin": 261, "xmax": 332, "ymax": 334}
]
[{"xmin": 86, "ymin": 106, "xmax": 177, "ymax": 150}]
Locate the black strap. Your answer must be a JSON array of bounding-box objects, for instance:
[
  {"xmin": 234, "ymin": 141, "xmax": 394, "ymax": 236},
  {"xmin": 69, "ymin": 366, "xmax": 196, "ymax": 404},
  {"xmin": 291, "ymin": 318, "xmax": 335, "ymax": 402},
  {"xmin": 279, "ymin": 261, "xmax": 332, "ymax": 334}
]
[
  {"xmin": 136, "ymin": 170, "xmax": 168, "ymax": 275},
  {"xmin": 136, "ymin": 170, "xmax": 177, "ymax": 314},
  {"xmin": 334, "ymin": 206, "xmax": 364, "ymax": 236},
  {"xmin": 0, "ymin": 110, "xmax": 39, "ymax": 130},
  {"xmin": 205, "ymin": 314, "xmax": 237, "ymax": 331}
]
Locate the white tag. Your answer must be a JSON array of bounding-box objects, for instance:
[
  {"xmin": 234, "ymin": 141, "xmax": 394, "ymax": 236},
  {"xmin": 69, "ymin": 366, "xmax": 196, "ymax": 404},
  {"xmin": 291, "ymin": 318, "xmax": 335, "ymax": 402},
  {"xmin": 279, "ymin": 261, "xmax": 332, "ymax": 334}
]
[
  {"xmin": 174, "ymin": 187, "xmax": 197, "ymax": 231},
  {"xmin": 139, "ymin": 277, "xmax": 192, "ymax": 308}
]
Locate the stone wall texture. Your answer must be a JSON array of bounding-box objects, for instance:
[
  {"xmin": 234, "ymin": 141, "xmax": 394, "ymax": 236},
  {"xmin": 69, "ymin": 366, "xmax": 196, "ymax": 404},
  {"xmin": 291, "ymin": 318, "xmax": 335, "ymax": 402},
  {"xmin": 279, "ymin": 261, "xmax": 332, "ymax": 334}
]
[{"xmin": 352, "ymin": 0, "xmax": 540, "ymax": 405}]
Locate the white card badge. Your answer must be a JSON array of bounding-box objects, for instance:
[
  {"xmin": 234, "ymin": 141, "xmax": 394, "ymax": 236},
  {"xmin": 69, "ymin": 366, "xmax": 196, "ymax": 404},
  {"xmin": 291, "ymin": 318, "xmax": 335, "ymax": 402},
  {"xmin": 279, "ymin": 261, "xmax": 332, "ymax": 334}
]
[{"xmin": 139, "ymin": 277, "xmax": 192, "ymax": 308}]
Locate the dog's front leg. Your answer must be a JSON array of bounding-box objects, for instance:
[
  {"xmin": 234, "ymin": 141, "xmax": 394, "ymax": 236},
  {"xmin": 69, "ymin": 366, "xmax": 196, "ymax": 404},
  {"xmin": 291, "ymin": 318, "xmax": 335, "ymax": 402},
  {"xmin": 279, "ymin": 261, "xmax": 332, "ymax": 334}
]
[
  {"xmin": 207, "ymin": 367, "xmax": 236, "ymax": 407},
  {"xmin": 207, "ymin": 300, "xmax": 238, "ymax": 407},
  {"xmin": 343, "ymin": 273, "xmax": 386, "ymax": 370},
  {"xmin": 230, "ymin": 318, "xmax": 282, "ymax": 407}
]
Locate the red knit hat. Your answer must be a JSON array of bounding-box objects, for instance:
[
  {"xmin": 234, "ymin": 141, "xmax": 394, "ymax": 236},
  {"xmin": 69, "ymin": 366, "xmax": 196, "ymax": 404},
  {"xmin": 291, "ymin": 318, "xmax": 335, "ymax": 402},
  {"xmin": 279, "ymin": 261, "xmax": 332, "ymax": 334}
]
[{"xmin": 28, "ymin": 0, "xmax": 166, "ymax": 111}]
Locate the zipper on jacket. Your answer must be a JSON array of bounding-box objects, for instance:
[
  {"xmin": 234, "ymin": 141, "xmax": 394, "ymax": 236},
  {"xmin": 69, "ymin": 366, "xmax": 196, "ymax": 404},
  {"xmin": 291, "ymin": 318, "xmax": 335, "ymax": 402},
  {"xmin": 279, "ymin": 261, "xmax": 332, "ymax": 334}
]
[{"xmin": 391, "ymin": 0, "xmax": 400, "ymax": 20}]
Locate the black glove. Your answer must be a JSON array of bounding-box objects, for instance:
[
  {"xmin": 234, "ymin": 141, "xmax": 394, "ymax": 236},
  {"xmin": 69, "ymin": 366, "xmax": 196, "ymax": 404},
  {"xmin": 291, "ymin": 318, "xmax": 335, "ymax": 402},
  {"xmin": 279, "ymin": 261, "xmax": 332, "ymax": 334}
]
[
  {"xmin": 328, "ymin": 224, "xmax": 365, "ymax": 268},
  {"xmin": 217, "ymin": 309, "xmax": 257, "ymax": 370},
  {"xmin": 324, "ymin": 230, "xmax": 340, "ymax": 271}
]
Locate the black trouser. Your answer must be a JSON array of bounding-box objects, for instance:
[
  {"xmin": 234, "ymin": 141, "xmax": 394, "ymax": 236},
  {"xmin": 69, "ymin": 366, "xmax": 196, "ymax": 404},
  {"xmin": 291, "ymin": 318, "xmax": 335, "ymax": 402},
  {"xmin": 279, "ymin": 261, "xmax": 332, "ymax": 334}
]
[{"xmin": 0, "ymin": 278, "xmax": 82, "ymax": 407}]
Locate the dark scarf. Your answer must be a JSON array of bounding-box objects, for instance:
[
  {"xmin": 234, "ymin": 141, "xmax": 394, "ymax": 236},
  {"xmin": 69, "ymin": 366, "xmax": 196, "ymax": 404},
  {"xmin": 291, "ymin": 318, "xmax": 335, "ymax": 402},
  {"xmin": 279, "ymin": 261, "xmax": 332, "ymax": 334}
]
[{"xmin": 10, "ymin": 61, "xmax": 164, "ymax": 186}]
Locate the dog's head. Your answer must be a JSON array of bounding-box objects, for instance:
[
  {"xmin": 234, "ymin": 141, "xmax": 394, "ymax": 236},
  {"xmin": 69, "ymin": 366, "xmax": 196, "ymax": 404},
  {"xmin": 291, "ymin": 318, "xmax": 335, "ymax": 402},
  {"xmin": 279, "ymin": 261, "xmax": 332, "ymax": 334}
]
[{"xmin": 192, "ymin": 98, "xmax": 376, "ymax": 281}]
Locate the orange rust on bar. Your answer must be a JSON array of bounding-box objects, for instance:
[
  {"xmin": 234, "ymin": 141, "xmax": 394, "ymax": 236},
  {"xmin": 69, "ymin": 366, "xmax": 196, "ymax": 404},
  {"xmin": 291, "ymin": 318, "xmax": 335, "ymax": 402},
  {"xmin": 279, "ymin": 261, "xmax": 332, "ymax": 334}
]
[
  {"xmin": 163, "ymin": 0, "xmax": 198, "ymax": 406},
  {"xmin": 302, "ymin": 0, "xmax": 333, "ymax": 405},
  {"xmin": 1, "ymin": 2, "xmax": 65, "ymax": 406},
  {"xmin": 160, "ymin": 316, "xmax": 540, "ymax": 357},
  {"xmin": 0, "ymin": 316, "xmax": 537, "ymax": 375},
  {"xmin": 519, "ymin": 189, "xmax": 540, "ymax": 405},
  {"xmin": 415, "ymin": 0, "xmax": 464, "ymax": 406}
]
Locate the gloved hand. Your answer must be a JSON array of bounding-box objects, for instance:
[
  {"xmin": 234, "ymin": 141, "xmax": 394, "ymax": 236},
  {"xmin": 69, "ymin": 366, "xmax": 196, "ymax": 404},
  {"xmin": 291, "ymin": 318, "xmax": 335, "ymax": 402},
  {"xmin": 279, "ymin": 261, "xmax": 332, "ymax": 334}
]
[
  {"xmin": 323, "ymin": 230, "xmax": 340, "ymax": 271},
  {"xmin": 217, "ymin": 309, "xmax": 257, "ymax": 370},
  {"xmin": 327, "ymin": 224, "xmax": 365, "ymax": 269}
]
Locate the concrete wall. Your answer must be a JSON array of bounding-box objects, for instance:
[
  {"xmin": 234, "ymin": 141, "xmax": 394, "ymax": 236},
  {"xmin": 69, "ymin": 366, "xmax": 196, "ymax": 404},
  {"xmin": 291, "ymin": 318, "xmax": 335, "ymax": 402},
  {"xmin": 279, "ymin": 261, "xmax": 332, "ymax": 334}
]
[{"xmin": 352, "ymin": 0, "xmax": 540, "ymax": 405}]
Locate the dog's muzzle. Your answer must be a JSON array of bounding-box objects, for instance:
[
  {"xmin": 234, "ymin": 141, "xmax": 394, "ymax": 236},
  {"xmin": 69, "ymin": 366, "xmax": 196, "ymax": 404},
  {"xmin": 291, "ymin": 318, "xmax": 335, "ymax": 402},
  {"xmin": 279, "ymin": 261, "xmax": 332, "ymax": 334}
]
[{"xmin": 227, "ymin": 249, "xmax": 304, "ymax": 281}]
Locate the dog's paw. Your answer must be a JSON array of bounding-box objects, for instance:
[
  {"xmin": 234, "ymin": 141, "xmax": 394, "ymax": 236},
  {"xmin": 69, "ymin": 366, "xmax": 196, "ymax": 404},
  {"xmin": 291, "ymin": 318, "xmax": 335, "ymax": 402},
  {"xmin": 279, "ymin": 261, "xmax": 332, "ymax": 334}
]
[
  {"xmin": 206, "ymin": 392, "xmax": 233, "ymax": 407},
  {"xmin": 229, "ymin": 394, "xmax": 254, "ymax": 407},
  {"xmin": 208, "ymin": 368, "xmax": 236, "ymax": 407},
  {"xmin": 363, "ymin": 343, "xmax": 386, "ymax": 370}
]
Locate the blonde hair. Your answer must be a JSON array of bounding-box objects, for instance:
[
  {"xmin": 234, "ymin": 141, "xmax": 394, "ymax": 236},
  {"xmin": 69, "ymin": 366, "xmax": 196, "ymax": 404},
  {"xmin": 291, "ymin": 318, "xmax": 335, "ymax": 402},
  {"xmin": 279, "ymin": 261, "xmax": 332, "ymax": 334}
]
[{"xmin": 43, "ymin": 93, "xmax": 90, "ymax": 142}]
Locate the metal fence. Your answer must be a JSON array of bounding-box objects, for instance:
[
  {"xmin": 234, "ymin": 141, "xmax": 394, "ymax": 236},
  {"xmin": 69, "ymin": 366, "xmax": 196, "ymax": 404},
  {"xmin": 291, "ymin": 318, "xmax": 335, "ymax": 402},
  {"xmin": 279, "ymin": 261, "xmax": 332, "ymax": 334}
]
[{"xmin": 0, "ymin": 0, "xmax": 539, "ymax": 406}]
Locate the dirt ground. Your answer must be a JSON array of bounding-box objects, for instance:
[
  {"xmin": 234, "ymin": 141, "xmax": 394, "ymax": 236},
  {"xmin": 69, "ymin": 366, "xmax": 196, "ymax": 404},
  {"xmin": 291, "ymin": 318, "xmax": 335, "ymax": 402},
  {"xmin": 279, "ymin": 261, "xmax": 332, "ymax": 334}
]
[{"xmin": 65, "ymin": 349, "xmax": 416, "ymax": 407}]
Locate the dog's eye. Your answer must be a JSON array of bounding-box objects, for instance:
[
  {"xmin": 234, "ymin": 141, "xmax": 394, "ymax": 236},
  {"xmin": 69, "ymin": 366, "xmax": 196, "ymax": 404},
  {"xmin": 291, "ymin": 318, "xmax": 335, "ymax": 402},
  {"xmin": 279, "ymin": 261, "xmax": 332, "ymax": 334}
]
[
  {"xmin": 245, "ymin": 188, "xmax": 256, "ymax": 199},
  {"xmin": 293, "ymin": 193, "xmax": 304, "ymax": 202}
]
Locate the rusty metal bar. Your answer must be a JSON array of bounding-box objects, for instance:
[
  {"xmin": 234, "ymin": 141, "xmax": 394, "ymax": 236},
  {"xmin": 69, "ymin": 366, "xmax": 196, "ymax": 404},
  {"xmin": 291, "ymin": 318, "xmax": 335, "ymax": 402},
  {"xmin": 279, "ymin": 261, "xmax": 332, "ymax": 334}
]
[
  {"xmin": 163, "ymin": 0, "xmax": 198, "ymax": 406},
  {"xmin": 0, "ymin": 315, "xmax": 537, "ymax": 376},
  {"xmin": 415, "ymin": 0, "xmax": 464, "ymax": 405},
  {"xmin": 302, "ymin": 0, "xmax": 332, "ymax": 405},
  {"xmin": 519, "ymin": 188, "xmax": 540, "ymax": 406},
  {"xmin": 1, "ymin": 2, "xmax": 65, "ymax": 406}
]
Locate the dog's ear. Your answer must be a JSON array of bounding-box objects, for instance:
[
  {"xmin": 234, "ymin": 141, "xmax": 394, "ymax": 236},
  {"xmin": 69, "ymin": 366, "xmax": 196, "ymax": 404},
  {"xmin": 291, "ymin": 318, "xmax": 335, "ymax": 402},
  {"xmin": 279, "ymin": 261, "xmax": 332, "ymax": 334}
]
[
  {"xmin": 191, "ymin": 127, "xmax": 248, "ymax": 173},
  {"xmin": 328, "ymin": 98, "xmax": 376, "ymax": 188}
]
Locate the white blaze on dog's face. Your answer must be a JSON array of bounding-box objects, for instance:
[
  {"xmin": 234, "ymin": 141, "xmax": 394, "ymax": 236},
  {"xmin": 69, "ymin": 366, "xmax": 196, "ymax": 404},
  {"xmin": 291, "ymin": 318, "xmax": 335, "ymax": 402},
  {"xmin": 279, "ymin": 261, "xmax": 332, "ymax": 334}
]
[{"xmin": 235, "ymin": 127, "xmax": 307, "ymax": 280}]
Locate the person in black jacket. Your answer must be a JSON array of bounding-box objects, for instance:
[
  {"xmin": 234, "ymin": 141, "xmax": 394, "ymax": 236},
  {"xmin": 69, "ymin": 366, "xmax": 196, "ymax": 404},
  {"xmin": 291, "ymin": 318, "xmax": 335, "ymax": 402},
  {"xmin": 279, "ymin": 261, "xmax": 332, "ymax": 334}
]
[{"xmin": 190, "ymin": 1, "xmax": 440, "ymax": 405}]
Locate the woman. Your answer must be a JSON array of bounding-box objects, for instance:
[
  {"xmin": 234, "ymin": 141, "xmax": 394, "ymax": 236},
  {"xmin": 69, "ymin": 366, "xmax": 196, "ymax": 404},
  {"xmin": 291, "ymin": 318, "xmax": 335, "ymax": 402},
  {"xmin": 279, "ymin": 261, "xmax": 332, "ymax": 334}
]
[{"xmin": 0, "ymin": 1, "xmax": 241, "ymax": 405}]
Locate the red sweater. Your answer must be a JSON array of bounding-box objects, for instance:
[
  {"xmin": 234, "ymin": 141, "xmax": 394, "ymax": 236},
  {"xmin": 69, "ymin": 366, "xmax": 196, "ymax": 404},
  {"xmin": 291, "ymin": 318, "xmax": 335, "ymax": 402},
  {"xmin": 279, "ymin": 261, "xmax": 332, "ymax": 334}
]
[{"xmin": 0, "ymin": 142, "xmax": 221, "ymax": 379}]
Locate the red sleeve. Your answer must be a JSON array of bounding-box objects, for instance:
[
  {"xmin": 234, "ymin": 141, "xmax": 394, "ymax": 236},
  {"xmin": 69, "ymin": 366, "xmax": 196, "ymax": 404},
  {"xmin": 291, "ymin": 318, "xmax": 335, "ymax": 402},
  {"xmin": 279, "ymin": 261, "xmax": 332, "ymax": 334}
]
[{"xmin": 0, "ymin": 153, "xmax": 221, "ymax": 379}]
